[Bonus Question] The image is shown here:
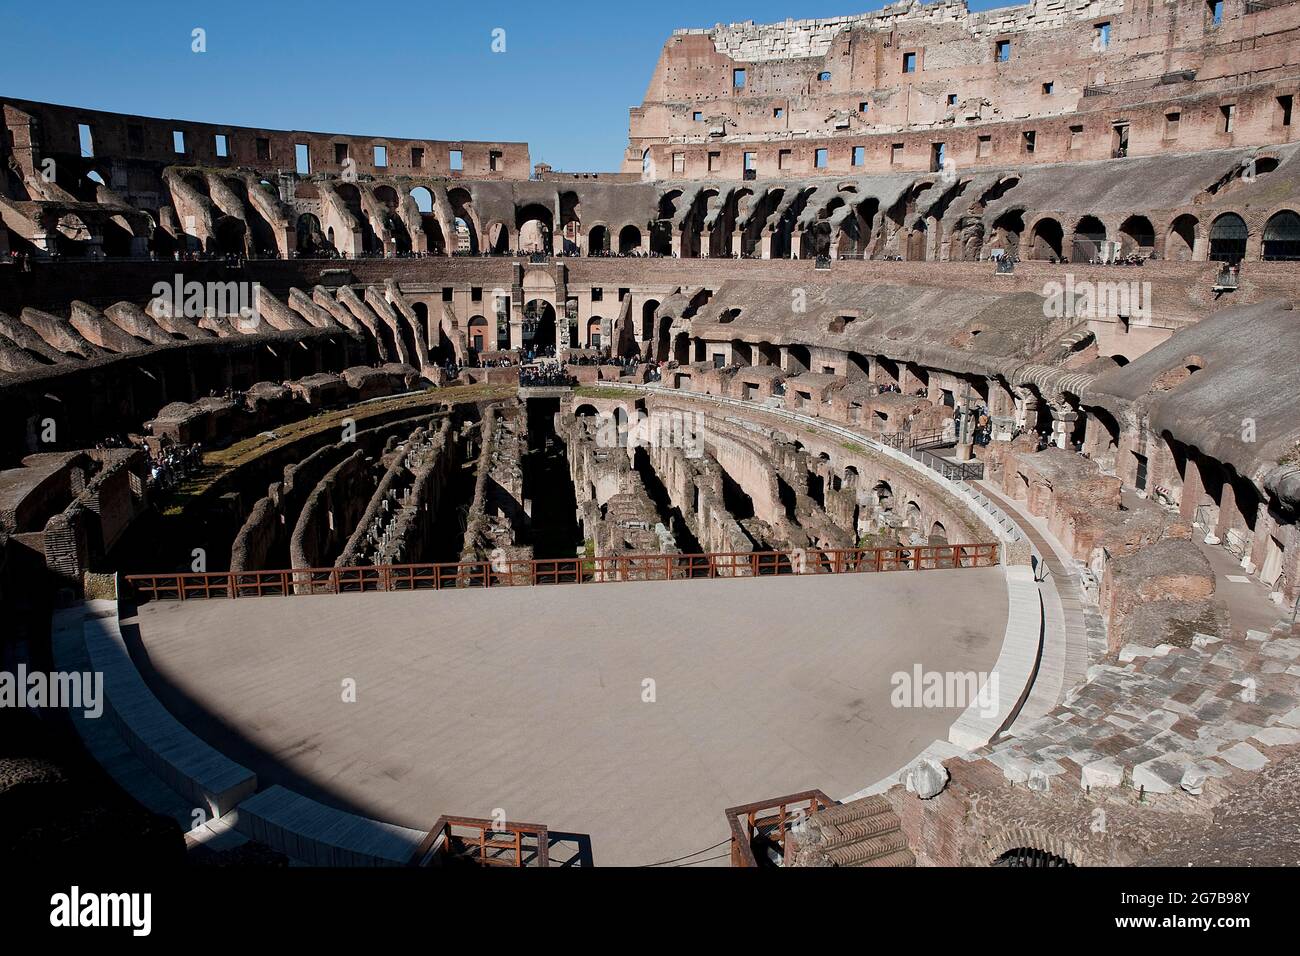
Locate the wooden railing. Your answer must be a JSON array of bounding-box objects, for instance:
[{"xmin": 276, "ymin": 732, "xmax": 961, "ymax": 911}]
[
  {"xmin": 408, "ymin": 815, "xmax": 550, "ymax": 867},
  {"xmin": 123, "ymin": 543, "xmax": 1000, "ymax": 603},
  {"xmin": 725, "ymin": 789, "xmax": 835, "ymax": 867}
]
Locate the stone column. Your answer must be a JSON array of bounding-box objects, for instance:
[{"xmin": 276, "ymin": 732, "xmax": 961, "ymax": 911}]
[
  {"xmin": 1013, "ymin": 387, "xmax": 1037, "ymax": 432},
  {"xmin": 1049, "ymin": 402, "xmax": 1077, "ymax": 450}
]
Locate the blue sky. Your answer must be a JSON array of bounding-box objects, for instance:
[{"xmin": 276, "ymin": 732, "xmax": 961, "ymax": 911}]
[{"xmin": 0, "ymin": 0, "xmax": 1021, "ymax": 171}]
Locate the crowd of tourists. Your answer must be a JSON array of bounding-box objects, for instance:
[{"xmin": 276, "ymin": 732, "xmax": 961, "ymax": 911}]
[
  {"xmin": 146, "ymin": 439, "xmax": 203, "ymax": 492},
  {"xmin": 519, "ymin": 361, "xmax": 574, "ymax": 387}
]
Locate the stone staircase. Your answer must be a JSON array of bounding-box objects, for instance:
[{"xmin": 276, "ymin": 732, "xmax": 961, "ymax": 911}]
[{"xmin": 788, "ymin": 795, "xmax": 915, "ymax": 867}]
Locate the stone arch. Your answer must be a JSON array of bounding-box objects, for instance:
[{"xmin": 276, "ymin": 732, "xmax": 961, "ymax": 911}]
[
  {"xmin": 1165, "ymin": 213, "xmax": 1199, "ymax": 261},
  {"xmin": 984, "ymin": 827, "xmax": 1087, "ymax": 867},
  {"xmin": 618, "ymin": 224, "xmax": 642, "ymax": 254},
  {"xmin": 588, "ymin": 224, "xmax": 609, "ymax": 255},
  {"xmin": 989, "ymin": 209, "xmax": 1024, "ymax": 258},
  {"xmin": 1262, "ymin": 209, "xmax": 1300, "ymax": 260},
  {"xmin": 409, "ymin": 186, "xmax": 433, "ymax": 213},
  {"xmin": 523, "ymin": 299, "xmax": 557, "ymax": 352},
  {"xmin": 1027, "ymin": 217, "xmax": 1063, "ymax": 260},
  {"xmin": 516, "ymin": 202, "xmax": 554, "ymax": 254},
  {"xmin": 335, "ymin": 182, "xmax": 379, "ymax": 253},
  {"xmin": 213, "ymin": 216, "xmax": 247, "ymax": 256},
  {"xmin": 1209, "ymin": 212, "xmax": 1248, "ymax": 262},
  {"xmin": 1070, "ymin": 215, "xmax": 1106, "ymax": 262},
  {"xmin": 373, "ymin": 184, "xmax": 411, "ymax": 253},
  {"xmin": 447, "ymin": 187, "xmax": 480, "ymax": 254},
  {"xmin": 1117, "ymin": 215, "xmax": 1155, "ymax": 256},
  {"xmin": 296, "ymin": 212, "xmax": 330, "ymax": 255},
  {"xmin": 467, "ymin": 315, "xmax": 490, "ymax": 353},
  {"xmin": 641, "ymin": 299, "xmax": 659, "ymax": 342},
  {"xmin": 485, "ymin": 220, "xmax": 512, "ymax": 254}
]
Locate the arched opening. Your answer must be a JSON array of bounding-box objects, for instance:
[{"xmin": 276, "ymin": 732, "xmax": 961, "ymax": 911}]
[
  {"xmin": 872, "ymin": 481, "xmax": 893, "ymax": 511},
  {"xmin": 412, "ymin": 302, "xmax": 434, "ymax": 360},
  {"xmin": 408, "ymin": 187, "xmax": 444, "ymax": 254},
  {"xmin": 640, "ymin": 300, "xmax": 659, "ymax": 342},
  {"xmin": 929, "ymin": 520, "xmax": 948, "ymax": 544},
  {"xmin": 519, "ymin": 219, "xmax": 550, "ymax": 253},
  {"xmin": 467, "ymin": 315, "xmax": 489, "ymax": 354},
  {"xmin": 1262, "ymin": 210, "xmax": 1300, "ymax": 260},
  {"xmin": 448, "ymin": 188, "xmax": 479, "ymax": 255},
  {"xmin": 672, "ymin": 331, "xmax": 690, "ymax": 365},
  {"xmin": 618, "ymin": 225, "xmax": 642, "ymax": 254},
  {"xmin": 1118, "ymin": 215, "xmax": 1155, "ymax": 257},
  {"xmin": 1166, "ymin": 214, "xmax": 1198, "ymax": 261},
  {"xmin": 586, "ymin": 317, "xmax": 603, "ymax": 349},
  {"xmin": 517, "ymin": 203, "xmax": 554, "ymax": 254},
  {"xmin": 523, "ymin": 299, "xmax": 557, "ymax": 354},
  {"xmin": 1070, "ymin": 215, "xmax": 1106, "ymax": 262},
  {"xmin": 213, "ymin": 216, "xmax": 247, "ymax": 256},
  {"xmin": 1028, "ymin": 218, "xmax": 1063, "ymax": 260},
  {"xmin": 905, "ymin": 221, "xmax": 928, "ymax": 261},
  {"xmin": 1209, "ymin": 212, "xmax": 1248, "ymax": 262},
  {"xmin": 296, "ymin": 213, "xmax": 330, "ymax": 255},
  {"xmin": 336, "ymin": 183, "xmax": 379, "ymax": 253},
  {"xmin": 410, "ymin": 186, "xmax": 433, "ymax": 213},
  {"xmin": 453, "ymin": 217, "xmax": 476, "ymax": 255},
  {"xmin": 101, "ymin": 214, "xmax": 136, "ymax": 258},
  {"xmin": 990, "ymin": 210, "xmax": 1024, "ymax": 258},
  {"xmin": 588, "ymin": 225, "xmax": 609, "ymax": 255},
  {"xmin": 374, "ymin": 185, "xmax": 411, "ymax": 253}
]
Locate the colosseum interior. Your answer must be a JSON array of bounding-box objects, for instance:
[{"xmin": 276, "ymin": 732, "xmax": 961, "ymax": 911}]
[{"xmin": 1, "ymin": 0, "xmax": 1299, "ymax": 896}]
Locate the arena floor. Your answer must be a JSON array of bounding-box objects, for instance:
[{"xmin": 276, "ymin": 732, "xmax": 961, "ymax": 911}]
[{"xmin": 131, "ymin": 568, "xmax": 1008, "ymax": 866}]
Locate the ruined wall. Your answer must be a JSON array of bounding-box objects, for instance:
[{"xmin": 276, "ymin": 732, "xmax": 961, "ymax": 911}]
[
  {"xmin": 629, "ymin": 0, "xmax": 1300, "ymax": 176},
  {"xmin": 290, "ymin": 448, "xmax": 376, "ymax": 573},
  {"xmin": 2, "ymin": 98, "xmax": 529, "ymax": 184}
]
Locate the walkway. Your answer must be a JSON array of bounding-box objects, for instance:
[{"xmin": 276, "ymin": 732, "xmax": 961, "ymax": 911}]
[{"xmin": 977, "ymin": 482, "xmax": 1103, "ymax": 727}]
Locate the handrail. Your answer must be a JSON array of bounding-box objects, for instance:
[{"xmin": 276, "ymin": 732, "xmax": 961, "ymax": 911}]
[
  {"xmin": 409, "ymin": 815, "xmax": 550, "ymax": 867},
  {"xmin": 724, "ymin": 789, "xmax": 834, "ymax": 867},
  {"xmin": 123, "ymin": 543, "xmax": 1000, "ymax": 602}
]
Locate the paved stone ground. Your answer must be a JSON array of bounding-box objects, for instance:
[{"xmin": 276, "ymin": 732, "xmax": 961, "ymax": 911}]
[
  {"xmin": 982, "ymin": 619, "xmax": 1300, "ymax": 802},
  {"xmin": 132, "ymin": 569, "xmax": 1006, "ymax": 867}
]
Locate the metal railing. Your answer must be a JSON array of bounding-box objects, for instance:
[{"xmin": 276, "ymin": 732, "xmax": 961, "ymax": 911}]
[
  {"xmin": 908, "ymin": 445, "xmax": 984, "ymax": 481},
  {"xmin": 725, "ymin": 789, "xmax": 834, "ymax": 867},
  {"xmin": 408, "ymin": 815, "xmax": 550, "ymax": 867},
  {"xmin": 124, "ymin": 543, "xmax": 999, "ymax": 603}
]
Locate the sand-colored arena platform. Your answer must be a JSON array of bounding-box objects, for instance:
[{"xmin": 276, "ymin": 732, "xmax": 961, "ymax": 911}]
[{"xmin": 129, "ymin": 568, "xmax": 1007, "ymax": 866}]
